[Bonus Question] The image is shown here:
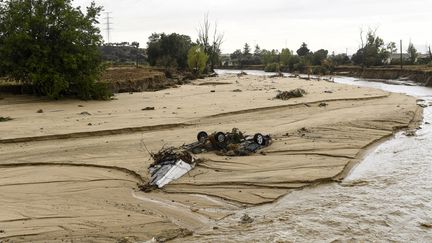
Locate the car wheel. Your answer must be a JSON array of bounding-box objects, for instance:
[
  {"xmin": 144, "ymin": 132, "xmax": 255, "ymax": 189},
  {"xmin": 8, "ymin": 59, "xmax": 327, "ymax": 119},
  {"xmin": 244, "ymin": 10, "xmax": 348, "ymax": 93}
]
[
  {"xmin": 254, "ymin": 133, "xmax": 266, "ymax": 145},
  {"xmin": 214, "ymin": 132, "xmax": 227, "ymax": 148},
  {"xmin": 197, "ymin": 131, "xmax": 209, "ymax": 143}
]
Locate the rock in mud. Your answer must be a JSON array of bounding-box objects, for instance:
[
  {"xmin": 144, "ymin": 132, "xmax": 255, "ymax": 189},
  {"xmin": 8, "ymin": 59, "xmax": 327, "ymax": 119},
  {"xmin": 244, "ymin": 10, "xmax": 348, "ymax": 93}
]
[
  {"xmin": 142, "ymin": 107, "xmax": 155, "ymax": 111},
  {"xmin": 233, "ymin": 89, "xmax": 242, "ymax": 92},
  {"xmin": 270, "ymin": 72, "xmax": 284, "ymax": 78},
  {"xmin": 155, "ymin": 228, "xmax": 193, "ymax": 242},
  {"xmin": 79, "ymin": 111, "xmax": 92, "ymax": 116},
  {"xmin": 36, "ymin": 109, "xmax": 44, "ymax": 113},
  {"xmin": 319, "ymin": 102, "xmax": 328, "ymax": 107},
  {"xmin": 240, "ymin": 214, "xmax": 254, "ymax": 224},
  {"xmin": 237, "ymin": 71, "xmax": 247, "ymax": 77},
  {"xmin": 420, "ymin": 222, "xmax": 432, "ymax": 228},
  {"xmin": 404, "ymin": 130, "xmax": 416, "ymax": 137}
]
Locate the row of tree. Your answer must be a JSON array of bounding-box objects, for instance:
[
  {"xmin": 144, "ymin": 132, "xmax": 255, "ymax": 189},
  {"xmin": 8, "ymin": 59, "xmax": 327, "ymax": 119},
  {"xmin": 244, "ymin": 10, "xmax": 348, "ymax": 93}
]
[
  {"xmin": 146, "ymin": 15, "xmax": 223, "ymax": 74},
  {"xmin": 227, "ymin": 29, "xmax": 431, "ymax": 74},
  {"xmin": 1, "ymin": 0, "xmax": 430, "ymax": 100},
  {"xmin": 227, "ymin": 42, "xmax": 350, "ymax": 74}
]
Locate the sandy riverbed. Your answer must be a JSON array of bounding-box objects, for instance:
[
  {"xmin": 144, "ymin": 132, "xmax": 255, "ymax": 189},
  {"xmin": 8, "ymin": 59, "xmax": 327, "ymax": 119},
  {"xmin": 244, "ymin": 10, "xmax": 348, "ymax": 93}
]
[{"xmin": 0, "ymin": 74, "xmax": 422, "ymax": 242}]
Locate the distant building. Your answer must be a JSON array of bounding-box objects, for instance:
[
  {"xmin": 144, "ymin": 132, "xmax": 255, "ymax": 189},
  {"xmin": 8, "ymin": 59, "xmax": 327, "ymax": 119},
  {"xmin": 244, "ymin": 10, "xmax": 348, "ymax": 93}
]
[
  {"xmin": 220, "ymin": 54, "xmax": 234, "ymax": 66},
  {"xmin": 418, "ymin": 53, "xmax": 432, "ymax": 64},
  {"xmin": 386, "ymin": 53, "xmax": 410, "ymax": 64}
]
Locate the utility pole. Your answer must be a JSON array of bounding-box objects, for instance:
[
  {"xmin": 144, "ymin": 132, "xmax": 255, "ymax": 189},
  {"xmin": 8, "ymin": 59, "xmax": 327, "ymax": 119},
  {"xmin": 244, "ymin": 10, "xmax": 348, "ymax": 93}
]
[
  {"xmin": 400, "ymin": 40, "xmax": 403, "ymax": 70},
  {"xmin": 428, "ymin": 45, "xmax": 432, "ymax": 60},
  {"xmin": 104, "ymin": 12, "xmax": 113, "ymax": 44}
]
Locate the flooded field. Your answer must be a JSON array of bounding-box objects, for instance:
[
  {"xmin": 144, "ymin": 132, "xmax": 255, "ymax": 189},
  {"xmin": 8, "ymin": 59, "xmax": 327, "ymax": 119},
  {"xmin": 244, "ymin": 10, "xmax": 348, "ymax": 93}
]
[{"xmin": 191, "ymin": 71, "xmax": 432, "ymax": 242}]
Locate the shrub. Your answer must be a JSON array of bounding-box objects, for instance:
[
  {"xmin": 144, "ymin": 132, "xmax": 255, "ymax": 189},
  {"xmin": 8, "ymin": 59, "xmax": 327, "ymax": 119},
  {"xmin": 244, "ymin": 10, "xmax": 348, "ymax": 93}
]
[
  {"xmin": 312, "ymin": 66, "xmax": 329, "ymax": 75},
  {"xmin": 187, "ymin": 45, "xmax": 208, "ymax": 74},
  {"xmin": 264, "ymin": 63, "xmax": 280, "ymax": 72},
  {"xmin": 0, "ymin": 0, "xmax": 105, "ymax": 100}
]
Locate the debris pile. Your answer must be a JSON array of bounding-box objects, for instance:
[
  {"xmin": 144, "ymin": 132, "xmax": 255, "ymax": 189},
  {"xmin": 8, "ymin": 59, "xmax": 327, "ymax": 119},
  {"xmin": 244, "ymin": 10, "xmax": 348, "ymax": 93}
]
[
  {"xmin": 404, "ymin": 130, "xmax": 416, "ymax": 137},
  {"xmin": 0, "ymin": 116, "xmax": 12, "ymax": 122},
  {"xmin": 146, "ymin": 147, "xmax": 196, "ymax": 190},
  {"xmin": 141, "ymin": 128, "xmax": 272, "ymax": 191},
  {"xmin": 275, "ymin": 88, "xmax": 307, "ymax": 100},
  {"xmin": 240, "ymin": 214, "xmax": 254, "ymax": 224},
  {"xmin": 270, "ymin": 72, "xmax": 284, "ymax": 78},
  {"xmin": 237, "ymin": 71, "xmax": 248, "ymax": 77},
  {"xmin": 184, "ymin": 128, "xmax": 272, "ymax": 156}
]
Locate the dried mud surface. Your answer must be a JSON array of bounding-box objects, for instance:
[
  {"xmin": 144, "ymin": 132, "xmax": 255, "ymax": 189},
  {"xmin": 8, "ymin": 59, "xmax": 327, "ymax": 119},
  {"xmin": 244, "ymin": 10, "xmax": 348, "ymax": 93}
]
[{"xmin": 0, "ymin": 75, "xmax": 421, "ymax": 242}]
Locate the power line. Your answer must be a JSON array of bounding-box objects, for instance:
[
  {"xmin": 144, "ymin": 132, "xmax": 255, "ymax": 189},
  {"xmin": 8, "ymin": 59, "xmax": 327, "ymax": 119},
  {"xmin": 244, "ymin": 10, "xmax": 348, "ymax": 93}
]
[{"xmin": 103, "ymin": 12, "xmax": 113, "ymax": 44}]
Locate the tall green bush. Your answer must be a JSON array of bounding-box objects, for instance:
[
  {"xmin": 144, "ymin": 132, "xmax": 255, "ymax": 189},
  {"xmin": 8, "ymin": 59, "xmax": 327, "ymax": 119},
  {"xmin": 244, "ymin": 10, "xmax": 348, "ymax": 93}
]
[
  {"xmin": 187, "ymin": 45, "xmax": 208, "ymax": 74},
  {"xmin": 0, "ymin": 0, "xmax": 107, "ymax": 99}
]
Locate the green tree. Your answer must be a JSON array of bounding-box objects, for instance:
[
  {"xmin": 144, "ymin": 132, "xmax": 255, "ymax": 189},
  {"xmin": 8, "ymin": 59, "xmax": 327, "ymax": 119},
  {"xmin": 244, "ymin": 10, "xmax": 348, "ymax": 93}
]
[
  {"xmin": 311, "ymin": 49, "xmax": 329, "ymax": 65},
  {"xmin": 146, "ymin": 33, "xmax": 193, "ymax": 69},
  {"xmin": 260, "ymin": 49, "xmax": 279, "ymax": 65},
  {"xmin": 296, "ymin": 42, "xmax": 310, "ymax": 56},
  {"xmin": 352, "ymin": 29, "xmax": 389, "ymax": 67},
  {"xmin": 330, "ymin": 53, "xmax": 351, "ymax": 66},
  {"xmin": 243, "ymin": 43, "xmax": 251, "ymax": 56},
  {"xmin": 280, "ymin": 48, "xmax": 292, "ymax": 66},
  {"xmin": 407, "ymin": 42, "xmax": 418, "ymax": 65},
  {"xmin": 0, "ymin": 0, "xmax": 107, "ymax": 99},
  {"xmin": 387, "ymin": 42, "xmax": 397, "ymax": 56},
  {"xmin": 187, "ymin": 45, "xmax": 208, "ymax": 74},
  {"xmin": 254, "ymin": 45, "xmax": 261, "ymax": 57},
  {"xmin": 197, "ymin": 14, "xmax": 224, "ymax": 72}
]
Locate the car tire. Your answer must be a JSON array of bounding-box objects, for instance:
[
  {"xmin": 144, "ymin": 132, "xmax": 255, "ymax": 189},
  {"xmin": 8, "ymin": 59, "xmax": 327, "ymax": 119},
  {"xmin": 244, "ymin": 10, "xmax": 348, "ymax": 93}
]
[
  {"xmin": 197, "ymin": 131, "xmax": 209, "ymax": 143},
  {"xmin": 214, "ymin": 132, "xmax": 227, "ymax": 148},
  {"xmin": 254, "ymin": 133, "xmax": 266, "ymax": 145}
]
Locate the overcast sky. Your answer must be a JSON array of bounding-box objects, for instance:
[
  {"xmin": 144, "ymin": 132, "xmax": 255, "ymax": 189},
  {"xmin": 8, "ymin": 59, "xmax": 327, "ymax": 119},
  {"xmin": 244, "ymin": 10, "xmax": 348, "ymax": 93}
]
[{"xmin": 74, "ymin": 0, "xmax": 432, "ymax": 54}]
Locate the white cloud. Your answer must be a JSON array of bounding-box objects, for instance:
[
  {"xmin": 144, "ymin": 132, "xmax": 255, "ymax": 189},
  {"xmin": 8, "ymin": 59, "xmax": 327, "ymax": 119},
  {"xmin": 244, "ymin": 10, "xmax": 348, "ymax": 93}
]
[{"xmin": 74, "ymin": 0, "xmax": 432, "ymax": 54}]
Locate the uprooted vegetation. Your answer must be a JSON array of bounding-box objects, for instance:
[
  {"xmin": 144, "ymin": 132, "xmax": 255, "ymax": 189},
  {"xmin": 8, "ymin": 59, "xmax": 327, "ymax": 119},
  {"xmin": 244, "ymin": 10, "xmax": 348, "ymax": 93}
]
[
  {"xmin": 0, "ymin": 116, "xmax": 13, "ymax": 122},
  {"xmin": 275, "ymin": 88, "xmax": 307, "ymax": 100}
]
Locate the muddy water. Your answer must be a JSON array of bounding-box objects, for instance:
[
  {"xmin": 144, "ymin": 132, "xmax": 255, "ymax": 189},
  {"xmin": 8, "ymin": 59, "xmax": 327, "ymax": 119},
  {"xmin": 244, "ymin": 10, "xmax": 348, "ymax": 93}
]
[{"xmin": 196, "ymin": 71, "xmax": 432, "ymax": 242}]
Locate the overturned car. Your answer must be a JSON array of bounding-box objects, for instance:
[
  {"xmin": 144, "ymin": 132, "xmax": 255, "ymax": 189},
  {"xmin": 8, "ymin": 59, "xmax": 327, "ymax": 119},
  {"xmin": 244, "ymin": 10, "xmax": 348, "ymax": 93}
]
[
  {"xmin": 143, "ymin": 129, "xmax": 272, "ymax": 190},
  {"xmin": 184, "ymin": 128, "xmax": 272, "ymax": 156}
]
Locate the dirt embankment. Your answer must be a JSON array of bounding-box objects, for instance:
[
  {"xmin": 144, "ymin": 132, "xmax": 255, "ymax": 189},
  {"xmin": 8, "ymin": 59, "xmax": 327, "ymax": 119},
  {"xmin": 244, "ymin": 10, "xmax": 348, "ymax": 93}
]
[
  {"xmin": 335, "ymin": 66, "xmax": 432, "ymax": 87},
  {"xmin": 0, "ymin": 67, "xmax": 199, "ymax": 95},
  {"xmin": 102, "ymin": 67, "xmax": 170, "ymax": 93}
]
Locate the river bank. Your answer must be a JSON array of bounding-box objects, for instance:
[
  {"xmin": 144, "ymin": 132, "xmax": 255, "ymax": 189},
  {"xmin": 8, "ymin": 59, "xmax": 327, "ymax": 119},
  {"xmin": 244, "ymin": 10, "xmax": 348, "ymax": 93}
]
[
  {"xmin": 0, "ymin": 67, "xmax": 202, "ymax": 96},
  {"xmin": 334, "ymin": 66, "xmax": 432, "ymax": 87},
  {"xmin": 189, "ymin": 73, "xmax": 432, "ymax": 242},
  {"xmin": 219, "ymin": 65, "xmax": 432, "ymax": 87},
  {"xmin": 0, "ymin": 74, "xmax": 422, "ymax": 241}
]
